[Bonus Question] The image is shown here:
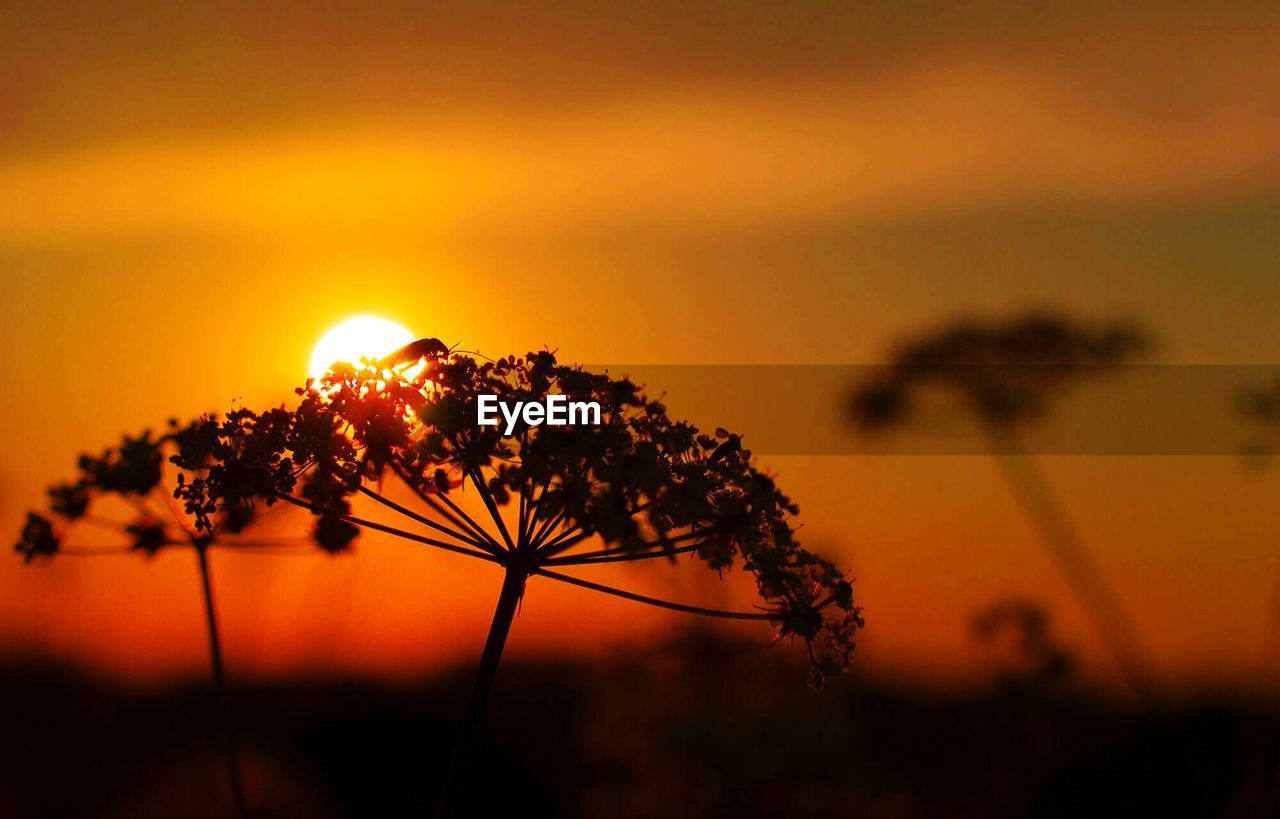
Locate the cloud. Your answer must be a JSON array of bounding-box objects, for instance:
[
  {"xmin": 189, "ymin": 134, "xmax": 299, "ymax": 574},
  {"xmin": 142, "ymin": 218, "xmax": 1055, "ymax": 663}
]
[{"xmin": 2, "ymin": 24, "xmax": 1279, "ymax": 243}]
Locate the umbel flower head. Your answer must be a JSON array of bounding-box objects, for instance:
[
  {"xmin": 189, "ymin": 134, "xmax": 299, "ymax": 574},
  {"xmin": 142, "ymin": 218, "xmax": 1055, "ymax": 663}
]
[
  {"xmin": 846, "ymin": 311, "xmax": 1159, "ymax": 704},
  {"xmin": 12, "ymin": 414, "xmax": 307, "ymax": 816},
  {"xmin": 851, "ymin": 311, "xmax": 1147, "ymax": 430},
  {"xmin": 17, "ymin": 344, "xmax": 862, "ymax": 686},
  {"xmin": 15, "ymin": 422, "xmax": 292, "ymax": 563}
]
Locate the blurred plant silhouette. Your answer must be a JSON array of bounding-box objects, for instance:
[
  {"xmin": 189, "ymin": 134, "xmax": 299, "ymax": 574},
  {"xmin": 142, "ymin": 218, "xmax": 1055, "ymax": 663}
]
[
  {"xmin": 1237, "ymin": 377, "xmax": 1280, "ymax": 466},
  {"xmin": 972, "ymin": 597, "xmax": 1073, "ymax": 691},
  {"xmin": 1236, "ymin": 376, "xmax": 1280, "ymax": 676},
  {"xmin": 16, "ymin": 342, "xmax": 861, "ymax": 818},
  {"xmin": 849, "ymin": 311, "xmax": 1158, "ymax": 702},
  {"xmin": 13, "ymin": 419, "xmax": 319, "ymax": 818},
  {"xmin": 1237, "ymin": 378, "xmax": 1280, "ymax": 424}
]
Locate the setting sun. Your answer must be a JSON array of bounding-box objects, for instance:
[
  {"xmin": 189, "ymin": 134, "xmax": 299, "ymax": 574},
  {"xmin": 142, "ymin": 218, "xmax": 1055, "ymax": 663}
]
[{"xmin": 308, "ymin": 315, "xmax": 415, "ymax": 380}]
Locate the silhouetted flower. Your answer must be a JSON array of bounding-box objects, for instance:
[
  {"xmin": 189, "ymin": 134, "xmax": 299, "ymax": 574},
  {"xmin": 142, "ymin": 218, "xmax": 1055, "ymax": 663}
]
[
  {"xmin": 972, "ymin": 598, "xmax": 1073, "ymax": 688},
  {"xmin": 15, "ymin": 513, "xmax": 57, "ymax": 563},
  {"xmin": 314, "ymin": 514, "xmax": 359, "ymax": 554},
  {"xmin": 15, "ymin": 418, "xmax": 313, "ymax": 559},
  {"xmin": 850, "ymin": 311, "xmax": 1157, "ymax": 703},
  {"xmin": 851, "ymin": 311, "xmax": 1147, "ymax": 429},
  {"xmin": 130, "ymin": 343, "xmax": 859, "ymax": 684},
  {"xmin": 16, "ymin": 340, "xmax": 864, "ymax": 816},
  {"xmin": 171, "ymin": 409, "xmax": 298, "ymax": 532},
  {"xmin": 47, "ymin": 481, "xmax": 89, "ymax": 520},
  {"xmin": 14, "ymin": 416, "xmax": 311, "ymax": 816},
  {"xmin": 77, "ymin": 432, "xmax": 165, "ymax": 495},
  {"xmin": 126, "ymin": 518, "xmax": 169, "ymax": 556}
]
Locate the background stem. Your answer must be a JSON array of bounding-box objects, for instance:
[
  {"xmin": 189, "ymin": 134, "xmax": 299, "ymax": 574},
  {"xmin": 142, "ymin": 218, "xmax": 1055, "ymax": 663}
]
[
  {"xmin": 196, "ymin": 545, "xmax": 250, "ymax": 818},
  {"xmin": 987, "ymin": 426, "xmax": 1160, "ymax": 704},
  {"xmin": 435, "ymin": 568, "xmax": 525, "ymax": 818}
]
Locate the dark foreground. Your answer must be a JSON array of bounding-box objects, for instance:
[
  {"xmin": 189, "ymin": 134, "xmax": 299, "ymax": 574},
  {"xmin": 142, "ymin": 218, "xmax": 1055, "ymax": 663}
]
[{"xmin": 2, "ymin": 631, "xmax": 1276, "ymax": 819}]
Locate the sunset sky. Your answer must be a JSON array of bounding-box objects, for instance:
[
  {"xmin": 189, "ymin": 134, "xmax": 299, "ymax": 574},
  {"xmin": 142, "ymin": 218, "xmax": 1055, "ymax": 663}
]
[{"xmin": 2, "ymin": 1, "xmax": 1279, "ymax": 697}]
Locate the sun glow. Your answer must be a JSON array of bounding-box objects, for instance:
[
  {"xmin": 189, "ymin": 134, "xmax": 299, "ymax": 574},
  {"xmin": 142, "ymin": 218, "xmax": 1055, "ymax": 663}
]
[{"xmin": 308, "ymin": 316, "xmax": 415, "ymax": 380}]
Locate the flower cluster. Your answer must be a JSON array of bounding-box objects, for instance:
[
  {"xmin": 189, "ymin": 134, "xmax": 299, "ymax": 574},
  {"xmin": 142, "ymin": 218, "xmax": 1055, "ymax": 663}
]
[
  {"xmin": 1239, "ymin": 378, "xmax": 1280, "ymax": 427},
  {"xmin": 14, "ymin": 419, "xmax": 290, "ymax": 562},
  {"xmin": 16, "ymin": 344, "xmax": 862, "ymax": 685},
  {"xmin": 851, "ymin": 312, "xmax": 1147, "ymax": 429},
  {"xmin": 301, "ymin": 347, "xmax": 862, "ymax": 682}
]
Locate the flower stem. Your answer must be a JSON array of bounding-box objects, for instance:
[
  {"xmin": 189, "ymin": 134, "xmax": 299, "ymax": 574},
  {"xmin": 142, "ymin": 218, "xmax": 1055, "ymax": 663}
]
[
  {"xmin": 435, "ymin": 568, "xmax": 525, "ymax": 818},
  {"xmin": 195, "ymin": 544, "xmax": 250, "ymax": 818},
  {"xmin": 986, "ymin": 426, "xmax": 1160, "ymax": 704}
]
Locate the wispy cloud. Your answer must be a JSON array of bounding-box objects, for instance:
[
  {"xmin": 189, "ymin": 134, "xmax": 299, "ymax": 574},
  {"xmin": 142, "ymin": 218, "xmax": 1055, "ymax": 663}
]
[{"xmin": 3, "ymin": 26, "xmax": 1279, "ymax": 243}]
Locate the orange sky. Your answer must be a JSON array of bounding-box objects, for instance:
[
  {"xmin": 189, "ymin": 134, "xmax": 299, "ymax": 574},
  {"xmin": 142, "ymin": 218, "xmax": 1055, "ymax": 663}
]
[{"xmin": 2, "ymin": 1, "xmax": 1279, "ymax": 697}]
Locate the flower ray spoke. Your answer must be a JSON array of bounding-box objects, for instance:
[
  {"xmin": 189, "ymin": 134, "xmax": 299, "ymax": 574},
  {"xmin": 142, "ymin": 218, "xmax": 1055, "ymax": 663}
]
[
  {"xmin": 542, "ymin": 542, "xmax": 705, "ymax": 566},
  {"xmin": 531, "ymin": 567, "xmax": 774, "ymax": 621},
  {"xmin": 358, "ymin": 485, "xmax": 503, "ymax": 556},
  {"xmin": 466, "ymin": 467, "xmax": 515, "ymax": 551},
  {"xmin": 392, "ymin": 463, "xmax": 503, "ymax": 552},
  {"xmin": 272, "ymin": 493, "xmax": 500, "ymax": 563}
]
